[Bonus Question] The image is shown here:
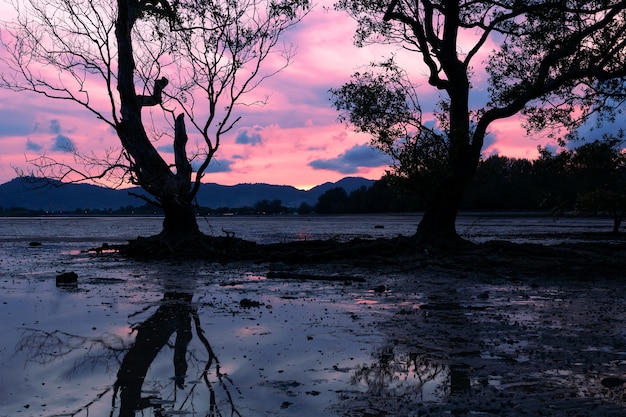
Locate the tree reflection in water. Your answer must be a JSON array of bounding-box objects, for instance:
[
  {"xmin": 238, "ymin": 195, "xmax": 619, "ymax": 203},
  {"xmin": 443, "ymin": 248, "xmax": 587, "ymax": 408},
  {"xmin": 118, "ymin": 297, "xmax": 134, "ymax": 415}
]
[
  {"xmin": 351, "ymin": 345, "xmax": 471, "ymax": 401},
  {"xmin": 16, "ymin": 291, "xmax": 241, "ymax": 417},
  {"xmin": 351, "ymin": 346, "xmax": 446, "ymax": 400}
]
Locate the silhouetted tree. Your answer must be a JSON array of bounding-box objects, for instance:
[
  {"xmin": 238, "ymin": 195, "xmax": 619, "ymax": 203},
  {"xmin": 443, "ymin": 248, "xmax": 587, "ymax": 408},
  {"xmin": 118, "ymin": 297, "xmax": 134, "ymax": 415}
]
[
  {"xmin": 297, "ymin": 201, "xmax": 313, "ymax": 214},
  {"xmin": 346, "ymin": 185, "xmax": 370, "ymax": 213},
  {"xmin": 17, "ymin": 291, "xmax": 241, "ymax": 416},
  {"xmin": 315, "ymin": 187, "xmax": 349, "ymax": 214},
  {"xmin": 1, "ymin": 0, "xmax": 309, "ymax": 248},
  {"xmin": 254, "ymin": 199, "xmax": 286, "ymax": 214},
  {"xmin": 332, "ymin": 0, "xmax": 626, "ymax": 245},
  {"xmin": 465, "ymin": 155, "xmax": 537, "ymax": 210},
  {"xmin": 545, "ymin": 136, "xmax": 626, "ymax": 233}
]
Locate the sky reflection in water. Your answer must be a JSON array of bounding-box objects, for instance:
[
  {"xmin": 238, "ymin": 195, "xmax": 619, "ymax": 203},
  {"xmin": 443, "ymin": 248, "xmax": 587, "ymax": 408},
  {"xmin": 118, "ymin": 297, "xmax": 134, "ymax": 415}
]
[{"xmin": 1, "ymin": 262, "xmax": 427, "ymax": 416}]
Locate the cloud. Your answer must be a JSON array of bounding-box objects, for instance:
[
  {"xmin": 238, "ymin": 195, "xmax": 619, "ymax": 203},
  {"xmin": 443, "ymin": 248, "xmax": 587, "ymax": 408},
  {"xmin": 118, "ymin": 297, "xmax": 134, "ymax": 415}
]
[
  {"xmin": 51, "ymin": 134, "xmax": 76, "ymax": 153},
  {"xmin": 0, "ymin": 109, "xmax": 34, "ymax": 137},
  {"xmin": 235, "ymin": 126, "xmax": 264, "ymax": 146},
  {"xmin": 156, "ymin": 144, "xmax": 174, "ymax": 153},
  {"xmin": 49, "ymin": 119, "xmax": 61, "ymax": 134},
  {"xmin": 26, "ymin": 139, "xmax": 43, "ymax": 152},
  {"xmin": 481, "ymin": 131, "xmax": 496, "ymax": 151},
  {"xmin": 309, "ymin": 144, "xmax": 390, "ymax": 174},
  {"xmin": 154, "ymin": 145, "xmax": 234, "ymax": 172},
  {"xmin": 572, "ymin": 114, "xmax": 625, "ymax": 149},
  {"xmin": 32, "ymin": 118, "xmax": 64, "ymax": 134},
  {"xmin": 195, "ymin": 158, "xmax": 234, "ymax": 173}
]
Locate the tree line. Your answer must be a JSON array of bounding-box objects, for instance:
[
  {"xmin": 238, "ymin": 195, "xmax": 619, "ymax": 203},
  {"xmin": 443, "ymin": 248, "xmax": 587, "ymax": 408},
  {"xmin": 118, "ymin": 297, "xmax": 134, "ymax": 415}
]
[{"xmin": 314, "ymin": 138, "xmax": 626, "ymax": 232}]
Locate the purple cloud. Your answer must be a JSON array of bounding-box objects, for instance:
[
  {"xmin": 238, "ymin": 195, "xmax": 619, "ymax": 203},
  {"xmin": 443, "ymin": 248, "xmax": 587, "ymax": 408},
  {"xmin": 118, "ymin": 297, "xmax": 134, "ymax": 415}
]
[
  {"xmin": 51, "ymin": 134, "xmax": 76, "ymax": 153},
  {"xmin": 235, "ymin": 126, "xmax": 263, "ymax": 146},
  {"xmin": 309, "ymin": 144, "xmax": 390, "ymax": 174}
]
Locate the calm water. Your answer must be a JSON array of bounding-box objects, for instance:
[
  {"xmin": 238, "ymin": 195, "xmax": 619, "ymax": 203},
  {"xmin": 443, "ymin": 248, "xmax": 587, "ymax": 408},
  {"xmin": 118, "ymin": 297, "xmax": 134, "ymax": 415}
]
[
  {"xmin": 0, "ymin": 214, "xmax": 621, "ymax": 417},
  {"xmin": 0, "ymin": 213, "xmax": 618, "ymax": 245}
]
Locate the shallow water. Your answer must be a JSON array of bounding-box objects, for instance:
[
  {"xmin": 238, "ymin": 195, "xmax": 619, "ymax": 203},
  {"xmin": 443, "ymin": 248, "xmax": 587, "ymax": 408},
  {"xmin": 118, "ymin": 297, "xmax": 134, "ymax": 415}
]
[
  {"xmin": 1, "ymin": 257, "xmax": 393, "ymax": 417},
  {"xmin": 0, "ymin": 214, "xmax": 624, "ymax": 416},
  {"xmin": 0, "ymin": 213, "xmax": 618, "ymax": 245}
]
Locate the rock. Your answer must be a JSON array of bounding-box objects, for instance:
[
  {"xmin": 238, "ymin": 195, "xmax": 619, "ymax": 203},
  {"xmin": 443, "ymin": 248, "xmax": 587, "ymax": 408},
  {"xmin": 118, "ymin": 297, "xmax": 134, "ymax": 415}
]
[
  {"xmin": 56, "ymin": 271, "xmax": 78, "ymax": 285},
  {"xmin": 372, "ymin": 285, "xmax": 386, "ymax": 293},
  {"xmin": 28, "ymin": 241, "xmax": 42, "ymax": 247},
  {"xmin": 601, "ymin": 377, "xmax": 625, "ymax": 388},
  {"xmin": 239, "ymin": 298, "xmax": 262, "ymax": 308}
]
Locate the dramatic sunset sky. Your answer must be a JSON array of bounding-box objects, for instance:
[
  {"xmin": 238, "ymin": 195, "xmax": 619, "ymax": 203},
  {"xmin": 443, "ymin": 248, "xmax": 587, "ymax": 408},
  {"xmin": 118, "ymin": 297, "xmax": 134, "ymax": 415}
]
[{"xmin": 0, "ymin": 0, "xmax": 602, "ymax": 190}]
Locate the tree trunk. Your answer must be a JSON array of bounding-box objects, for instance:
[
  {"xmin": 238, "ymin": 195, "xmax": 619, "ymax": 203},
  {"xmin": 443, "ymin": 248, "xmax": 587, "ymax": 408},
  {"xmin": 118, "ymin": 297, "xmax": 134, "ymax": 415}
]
[
  {"xmin": 414, "ymin": 177, "xmax": 468, "ymax": 246},
  {"xmin": 414, "ymin": 31, "xmax": 481, "ymax": 247},
  {"xmin": 613, "ymin": 210, "xmax": 624, "ymax": 234},
  {"xmin": 116, "ymin": 2, "xmax": 203, "ymax": 248},
  {"xmin": 159, "ymin": 199, "xmax": 201, "ymax": 243},
  {"xmin": 157, "ymin": 113, "xmax": 202, "ymax": 244},
  {"xmin": 415, "ymin": 137, "xmax": 480, "ymax": 246}
]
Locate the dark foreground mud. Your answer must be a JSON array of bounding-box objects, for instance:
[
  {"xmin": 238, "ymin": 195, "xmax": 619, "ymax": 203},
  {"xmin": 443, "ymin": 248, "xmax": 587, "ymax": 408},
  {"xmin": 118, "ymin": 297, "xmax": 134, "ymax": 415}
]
[
  {"xmin": 256, "ymin": 237, "xmax": 626, "ymax": 416},
  {"xmin": 110, "ymin": 232, "xmax": 626, "ymax": 281},
  {"xmin": 85, "ymin": 233, "xmax": 626, "ymax": 416},
  {"xmin": 328, "ymin": 260, "xmax": 626, "ymax": 417}
]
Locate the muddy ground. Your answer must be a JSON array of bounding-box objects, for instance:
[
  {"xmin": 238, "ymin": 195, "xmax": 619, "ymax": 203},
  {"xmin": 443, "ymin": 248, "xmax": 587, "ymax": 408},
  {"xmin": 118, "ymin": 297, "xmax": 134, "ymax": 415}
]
[
  {"xmin": 324, "ymin": 240, "xmax": 626, "ymax": 416},
  {"xmin": 110, "ymin": 234, "xmax": 626, "ymax": 416},
  {"xmin": 3, "ymin": 232, "xmax": 626, "ymax": 416}
]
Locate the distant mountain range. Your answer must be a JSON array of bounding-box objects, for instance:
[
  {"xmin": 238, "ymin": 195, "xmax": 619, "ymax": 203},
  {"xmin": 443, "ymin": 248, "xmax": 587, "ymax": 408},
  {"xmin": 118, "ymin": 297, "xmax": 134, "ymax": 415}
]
[{"xmin": 0, "ymin": 176, "xmax": 376, "ymax": 211}]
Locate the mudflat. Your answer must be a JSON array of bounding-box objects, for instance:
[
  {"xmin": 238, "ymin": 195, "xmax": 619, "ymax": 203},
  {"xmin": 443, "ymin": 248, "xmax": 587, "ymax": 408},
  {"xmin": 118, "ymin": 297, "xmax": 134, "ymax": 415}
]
[{"xmin": 2, "ymin": 234, "xmax": 626, "ymax": 416}]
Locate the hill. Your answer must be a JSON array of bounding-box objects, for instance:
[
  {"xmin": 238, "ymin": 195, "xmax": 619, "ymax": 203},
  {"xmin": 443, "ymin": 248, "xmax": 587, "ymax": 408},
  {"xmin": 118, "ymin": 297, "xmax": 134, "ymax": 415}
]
[{"xmin": 0, "ymin": 176, "xmax": 375, "ymax": 211}]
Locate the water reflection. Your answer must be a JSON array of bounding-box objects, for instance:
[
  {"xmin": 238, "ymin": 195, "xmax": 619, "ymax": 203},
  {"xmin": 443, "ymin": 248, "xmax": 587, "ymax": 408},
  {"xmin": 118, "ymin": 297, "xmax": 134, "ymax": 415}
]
[
  {"xmin": 350, "ymin": 347, "xmax": 471, "ymax": 403},
  {"xmin": 351, "ymin": 347, "xmax": 448, "ymax": 400},
  {"xmin": 17, "ymin": 291, "xmax": 241, "ymax": 417},
  {"xmin": 348, "ymin": 292, "xmax": 475, "ymax": 410}
]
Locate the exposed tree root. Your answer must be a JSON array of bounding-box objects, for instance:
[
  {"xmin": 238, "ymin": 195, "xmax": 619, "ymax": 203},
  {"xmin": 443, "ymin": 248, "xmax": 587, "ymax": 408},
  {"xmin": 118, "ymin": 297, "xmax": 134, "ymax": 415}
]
[
  {"xmin": 112, "ymin": 233, "xmax": 257, "ymax": 261},
  {"xmin": 88, "ymin": 232, "xmax": 626, "ymax": 281}
]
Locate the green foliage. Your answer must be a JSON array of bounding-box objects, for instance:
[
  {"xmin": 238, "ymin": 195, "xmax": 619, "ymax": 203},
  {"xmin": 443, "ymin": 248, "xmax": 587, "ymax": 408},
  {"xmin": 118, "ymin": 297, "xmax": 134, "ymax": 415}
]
[
  {"xmin": 569, "ymin": 137, "xmax": 626, "ymax": 231},
  {"xmin": 297, "ymin": 202, "xmax": 312, "ymax": 214},
  {"xmin": 464, "ymin": 155, "xmax": 537, "ymax": 210},
  {"xmin": 330, "ymin": 58, "xmax": 449, "ymax": 203}
]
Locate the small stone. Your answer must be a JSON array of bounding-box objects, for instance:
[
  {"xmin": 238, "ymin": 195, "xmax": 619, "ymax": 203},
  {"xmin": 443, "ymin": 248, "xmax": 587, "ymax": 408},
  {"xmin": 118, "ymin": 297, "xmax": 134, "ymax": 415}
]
[
  {"xmin": 240, "ymin": 298, "xmax": 262, "ymax": 308},
  {"xmin": 478, "ymin": 291, "xmax": 490, "ymax": 299},
  {"xmin": 373, "ymin": 285, "xmax": 386, "ymax": 293},
  {"xmin": 601, "ymin": 377, "xmax": 625, "ymax": 388},
  {"xmin": 56, "ymin": 271, "xmax": 78, "ymax": 285}
]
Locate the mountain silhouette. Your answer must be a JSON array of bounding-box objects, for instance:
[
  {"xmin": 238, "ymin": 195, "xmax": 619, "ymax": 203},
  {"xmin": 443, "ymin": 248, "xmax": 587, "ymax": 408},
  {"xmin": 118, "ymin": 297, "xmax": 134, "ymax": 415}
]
[{"xmin": 0, "ymin": 176, "xmax": 375, "ymax": 211}]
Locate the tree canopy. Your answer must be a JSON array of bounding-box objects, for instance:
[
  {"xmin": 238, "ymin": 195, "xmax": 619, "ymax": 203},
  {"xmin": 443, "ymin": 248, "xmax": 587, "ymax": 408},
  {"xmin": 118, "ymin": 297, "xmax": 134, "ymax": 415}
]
[
  {"xmin": 332, "ymin": 0, "xmax": 626, "ymax": 244},
  {"xmin": 1, "ymin": 0, "xmax": 309, "ymax": 245}
]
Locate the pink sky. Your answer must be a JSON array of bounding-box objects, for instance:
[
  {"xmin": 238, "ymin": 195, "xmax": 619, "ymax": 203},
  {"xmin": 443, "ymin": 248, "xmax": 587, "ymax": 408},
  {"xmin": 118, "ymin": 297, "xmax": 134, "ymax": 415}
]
[{"xmin": 0, "ymin": 1, "xmax": 568, "ymax": 190}]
